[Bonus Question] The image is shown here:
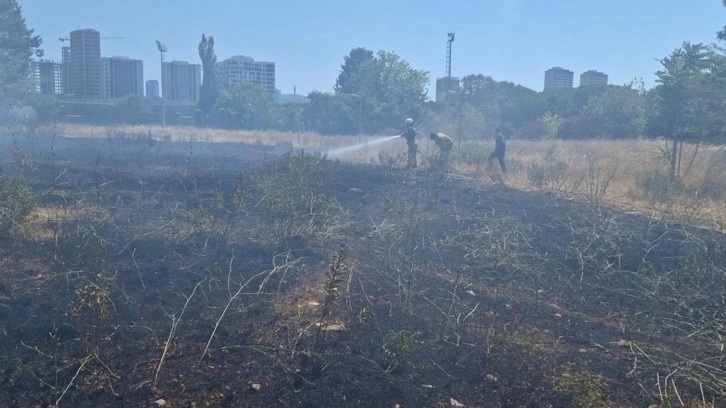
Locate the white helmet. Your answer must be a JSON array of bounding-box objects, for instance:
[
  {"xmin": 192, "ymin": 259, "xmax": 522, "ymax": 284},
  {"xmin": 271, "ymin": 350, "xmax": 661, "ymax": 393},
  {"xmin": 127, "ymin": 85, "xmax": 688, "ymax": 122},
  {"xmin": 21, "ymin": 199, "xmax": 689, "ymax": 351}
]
[{"xmin": 405, "ymin": 118, "xmax": 414, "ymax": 125}]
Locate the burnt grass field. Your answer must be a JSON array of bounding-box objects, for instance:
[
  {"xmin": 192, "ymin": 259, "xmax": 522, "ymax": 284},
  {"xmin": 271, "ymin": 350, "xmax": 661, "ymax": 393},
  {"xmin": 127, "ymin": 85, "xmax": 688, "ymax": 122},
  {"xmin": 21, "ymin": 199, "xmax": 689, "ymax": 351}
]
[{"xmin": 1, "ymin": 133, "xmax": 725, "ymax": 408}]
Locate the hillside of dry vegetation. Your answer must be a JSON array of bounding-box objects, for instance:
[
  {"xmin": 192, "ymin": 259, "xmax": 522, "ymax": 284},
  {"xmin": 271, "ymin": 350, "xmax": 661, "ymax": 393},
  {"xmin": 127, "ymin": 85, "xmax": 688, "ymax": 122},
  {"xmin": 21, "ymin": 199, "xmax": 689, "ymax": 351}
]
[
  {"xmin": 58, "ymin": 124, "xmax": 726, "ymax": 229},
  {"xmin": 0, "ymin": 130, "xmax": 724, "ymax": 407}
]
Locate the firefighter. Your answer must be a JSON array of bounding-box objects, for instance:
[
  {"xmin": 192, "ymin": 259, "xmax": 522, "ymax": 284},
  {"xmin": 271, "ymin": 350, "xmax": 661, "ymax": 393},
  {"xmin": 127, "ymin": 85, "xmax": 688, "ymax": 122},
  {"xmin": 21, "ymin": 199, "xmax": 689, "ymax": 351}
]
[
  {"xmin": 400, "ymin": 118, "xmax": 417, "ymax": 169},
  {"xmin": 488, "ymin": 127, "xmax": 507, "ymax": 172},
  {"xmin": 430, "ymin": 132, "xmax": 454, "ymax": 169}
]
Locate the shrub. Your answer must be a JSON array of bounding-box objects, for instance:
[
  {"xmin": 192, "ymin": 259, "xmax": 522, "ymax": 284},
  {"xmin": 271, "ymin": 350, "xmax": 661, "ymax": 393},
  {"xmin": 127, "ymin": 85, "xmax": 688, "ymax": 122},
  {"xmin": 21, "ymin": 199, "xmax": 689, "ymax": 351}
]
[
  {"xmin": 457, "ymin": 143, "xmax": 491, "ymax": 165},
  {"xmin": 0, "ymin": 175, "xmax": 35, "ymax": 235},
  {"xmin": 554, "ymin": 369, "xmax": 605, "ymax": 408},
  {"xmin": 382, "ymin": 330, "xmax": 422, "ymax": 369},
  {"xmin": 240, "ymin": 151, "xmax": 336, "ymax": 237},
  {"xmin": 635, "ymin": 169, "xmax": 681, "ymax": 201},
  {"xmin": 527, "ymin": 160, "xmax": 568, "ymax": 190}
]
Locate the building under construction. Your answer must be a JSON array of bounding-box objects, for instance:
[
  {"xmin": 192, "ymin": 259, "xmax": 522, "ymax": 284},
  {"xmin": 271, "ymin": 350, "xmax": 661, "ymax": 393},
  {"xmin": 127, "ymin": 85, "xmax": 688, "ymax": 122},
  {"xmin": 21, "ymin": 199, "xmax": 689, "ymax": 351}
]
[{"xmin": 31, "ymin": 60, "xmax": 64, "ymax": 95}]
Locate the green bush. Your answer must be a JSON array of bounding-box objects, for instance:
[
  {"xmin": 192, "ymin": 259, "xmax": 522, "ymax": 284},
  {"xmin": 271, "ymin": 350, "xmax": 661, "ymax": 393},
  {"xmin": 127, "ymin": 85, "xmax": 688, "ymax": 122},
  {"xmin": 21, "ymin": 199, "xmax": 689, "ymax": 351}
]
[
  {"xmin": 457, "ymin": 143, "xmax": 491, "ymax": 165},
  {"xmin": 554, "ymin": 369, "xmax": 605, "ymax": 408},
  {"xmin": 240, "ymin": 151, "xmax": 336, "ymax": 237},
  {"xmin": 382, "ymin": 330, "xmax": 422, "ymax": 369},
  {"xmin": 527, "ymin": 160, "xmax": 568, "ymax": 190},
  {"xmin": 635, "ymin": 169, "xmax": 681, "ymax": 201},
  {"xmin": 0, "ymin": 175, "xmax": 35, "ymax": 235}
]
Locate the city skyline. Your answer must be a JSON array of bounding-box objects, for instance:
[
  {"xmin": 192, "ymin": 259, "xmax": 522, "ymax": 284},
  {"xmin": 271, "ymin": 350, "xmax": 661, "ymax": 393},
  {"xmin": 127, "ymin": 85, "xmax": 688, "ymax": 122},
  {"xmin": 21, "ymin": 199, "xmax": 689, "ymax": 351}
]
[{"xmin": 22, "ymin": 0, "xmax": 726, "ymax": 97}]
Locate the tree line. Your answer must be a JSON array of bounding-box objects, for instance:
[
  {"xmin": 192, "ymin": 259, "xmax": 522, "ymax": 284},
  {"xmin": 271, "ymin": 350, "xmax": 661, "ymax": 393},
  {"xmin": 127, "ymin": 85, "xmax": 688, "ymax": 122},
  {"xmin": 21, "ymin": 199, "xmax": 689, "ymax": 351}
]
[{"xmin": 2, "ymin": 0, "xmax": 725, "ymax": 158}]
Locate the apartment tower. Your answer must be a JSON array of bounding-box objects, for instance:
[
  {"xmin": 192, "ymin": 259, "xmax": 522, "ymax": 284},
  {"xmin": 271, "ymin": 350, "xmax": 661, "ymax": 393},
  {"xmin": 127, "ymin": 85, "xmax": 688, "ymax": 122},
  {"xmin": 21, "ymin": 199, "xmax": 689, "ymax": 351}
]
[{"xmin": 69, "ymin": 29, "xmax": 102, "ymax": 97}]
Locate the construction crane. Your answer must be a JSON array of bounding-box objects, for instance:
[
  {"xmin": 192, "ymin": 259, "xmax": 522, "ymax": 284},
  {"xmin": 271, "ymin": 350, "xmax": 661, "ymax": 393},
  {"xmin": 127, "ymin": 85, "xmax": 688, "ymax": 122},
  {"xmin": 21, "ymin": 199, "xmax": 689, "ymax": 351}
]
[{"xmin": 58, "ymin": 36, "xmax": 125, "ymax": 42}]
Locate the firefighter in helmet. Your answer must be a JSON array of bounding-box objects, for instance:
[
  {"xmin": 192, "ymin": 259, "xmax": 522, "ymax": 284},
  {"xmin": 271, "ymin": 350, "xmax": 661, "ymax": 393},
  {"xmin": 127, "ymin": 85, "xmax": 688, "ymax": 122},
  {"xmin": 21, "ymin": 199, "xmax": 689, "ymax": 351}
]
[{"xmin": 401, "ymin": 118, "xmax": 417, "ymax": 169}]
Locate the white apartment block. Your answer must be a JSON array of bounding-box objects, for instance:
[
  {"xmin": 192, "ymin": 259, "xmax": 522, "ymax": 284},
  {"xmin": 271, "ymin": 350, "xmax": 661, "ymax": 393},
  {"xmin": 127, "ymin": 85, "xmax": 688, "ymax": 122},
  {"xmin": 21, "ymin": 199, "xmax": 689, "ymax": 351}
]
[
  {"xmin": 101, "ymin": 56, "xmax": 144, "ymax": 98},
  {"xmin": 217, "ymin": 55, "xmax": 276, "ymax": 94},
  {"xmin": 544, "ymin": 67, "xmax": 574, "ymax": 90},
  {"xmin": 162, "ymin": 60, "xmax": 201, "ymax": 102},
  {"xmin": 579, "ymin": 70, "xmax": 608, "ymax": 87}
]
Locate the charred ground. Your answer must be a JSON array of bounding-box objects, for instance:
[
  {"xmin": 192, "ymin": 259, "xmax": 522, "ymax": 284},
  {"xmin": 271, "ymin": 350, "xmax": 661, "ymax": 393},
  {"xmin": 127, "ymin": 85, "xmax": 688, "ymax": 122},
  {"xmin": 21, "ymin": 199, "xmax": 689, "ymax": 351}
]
[{"xmin": 1, "ymin": 135, "xmax": 724, "ymax": 407}]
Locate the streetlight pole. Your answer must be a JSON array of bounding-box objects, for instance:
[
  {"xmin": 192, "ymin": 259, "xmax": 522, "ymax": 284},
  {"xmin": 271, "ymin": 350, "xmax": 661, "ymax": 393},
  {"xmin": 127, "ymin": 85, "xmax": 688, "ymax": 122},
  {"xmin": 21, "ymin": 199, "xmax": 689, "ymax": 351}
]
[
  {"xmin": 448, "ymin": 90, "xmax": 463, "ymax": 150},
  {"xmin": 156, "ymin": 40, "xmax": 167, "ymax": 127},
  {"xmin": 247, "ymin": 103, "xmax": 256, "ymax": 130}
]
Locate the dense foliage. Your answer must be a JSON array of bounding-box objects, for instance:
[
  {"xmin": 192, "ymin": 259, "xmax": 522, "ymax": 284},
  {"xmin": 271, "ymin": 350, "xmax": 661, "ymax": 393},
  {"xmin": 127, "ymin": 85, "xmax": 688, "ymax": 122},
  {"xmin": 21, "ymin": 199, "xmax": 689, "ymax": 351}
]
[{"xmin": 0, "ymin": 0, "xmax": 42, "ymax": 110}]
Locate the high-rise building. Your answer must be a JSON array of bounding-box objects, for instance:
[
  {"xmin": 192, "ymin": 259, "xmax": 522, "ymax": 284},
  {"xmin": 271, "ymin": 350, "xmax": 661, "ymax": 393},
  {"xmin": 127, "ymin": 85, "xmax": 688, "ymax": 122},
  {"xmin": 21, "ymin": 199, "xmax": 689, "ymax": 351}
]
[
  {"xmin": 146, "ymin": 80, "xmax": 159, "ymax": 98},
  {"xmin": 69, "ymin": 29, "xmax": 102, "ymax": 97},
  {"xmin": 544, "ymin": 67, "xmax": 574, "ymax": 90},
  {"xmin": 101, "ymin": 56, "xmax": 144, "ymax": 98},
  {"xmin": 216, "ymin": 55, "xmax": 276, "ymax": 94},
  {"xmin": 579, "ymin": 70, "xmax": 608, "ymax": 87},
  {"xmin": 161, "ymin": 60, "xmax": 201, "ymax": 102},
  {"xmin": 31, "ymin": 60, "xmax": 63, "ymax": 95},
  {"xmin": 61, "ymin": 46, "xmax": 72, "ymax": 94}
]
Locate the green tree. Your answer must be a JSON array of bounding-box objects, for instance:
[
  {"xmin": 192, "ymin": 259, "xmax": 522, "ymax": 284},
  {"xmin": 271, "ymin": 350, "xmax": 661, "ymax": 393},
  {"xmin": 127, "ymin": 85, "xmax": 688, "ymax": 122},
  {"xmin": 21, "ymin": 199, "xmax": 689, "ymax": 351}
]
[
  {"xmin": 304, "ymin": 92, "xmax": 356, "ymax": 135},
  {"xmin": 334, "ymin": 47, "xmax": 377, "ymax": 95},
  {"xmin": 196, "ymin": 34, "xmax": 218, "ymax": 127},
  {"xmin": 374, "ymin": 50, "xmax": 429, "ymax": 130},
  {"xmin": 460, "ymin": 74, "xmax": 541, "ymax": 131},
  {"xmin": 214, "ymin": 82, "xmax": 280, "ymax": 129},
  {"xmin": 580, "ymin": 84, "xmax": 645, "ymax": 139},
  {"xmin": 539, "ymin": 112, "xmax": 563, "ymax": 139},
  {"xmin": 718, "ymin": 0, "xmax": 726, "ymax": 41},
  {"xmin": 653, "ymin": 42, "xmax": 714, "ymax": 181},
  {"xmin": 0, "ymin": 0, "xmax": 42, "ymax": 109},
  {"xmin": 330, "ymin": 48, "xmax": 429, "ymax": 134}
]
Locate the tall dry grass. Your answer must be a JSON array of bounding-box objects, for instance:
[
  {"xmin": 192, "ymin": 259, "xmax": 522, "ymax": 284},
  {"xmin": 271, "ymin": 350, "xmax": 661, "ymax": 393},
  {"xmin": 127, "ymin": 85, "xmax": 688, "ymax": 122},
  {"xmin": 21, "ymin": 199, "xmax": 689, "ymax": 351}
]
[
  {"xmin": 56, "ymin": 124, "xmax": 726, "ymax": 228},
  {"xmin": 455, "ymin": 138, "xmax": 726, "ymax": 228},
  {"xmin": 60, "ymin": 123, "xmax": 363, "ymax": 150}
]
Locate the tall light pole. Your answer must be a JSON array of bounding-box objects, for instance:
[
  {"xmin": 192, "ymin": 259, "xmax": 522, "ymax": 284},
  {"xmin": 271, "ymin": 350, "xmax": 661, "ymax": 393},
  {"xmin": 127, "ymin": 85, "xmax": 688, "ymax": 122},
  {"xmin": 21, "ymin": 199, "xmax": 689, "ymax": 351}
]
[
  {"xmin": 247, "ymin": 103, "xmax": 256, "ymax": 130},
  {"xmin": 156, "ymin": 40, "xmax": 167, "ymax": 127},
  {"xmin": 349, "ymin": 93, "xmax": 363, "ymax": 143},
  {"xmin": 446, "ymin": 33, "xmax": 455, "ymax": 103},
  {"xmin": 448, "ymin": 90, "xmax": 463, "ymax": 150}
]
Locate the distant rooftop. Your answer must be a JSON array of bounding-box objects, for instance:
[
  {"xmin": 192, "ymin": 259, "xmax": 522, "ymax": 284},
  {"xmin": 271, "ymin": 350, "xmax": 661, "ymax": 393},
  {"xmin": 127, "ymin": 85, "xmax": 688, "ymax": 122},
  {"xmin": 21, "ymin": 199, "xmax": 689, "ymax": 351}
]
[{"xmin": 223, "ymin": 55, "xmax": 274, "ymax": 64}]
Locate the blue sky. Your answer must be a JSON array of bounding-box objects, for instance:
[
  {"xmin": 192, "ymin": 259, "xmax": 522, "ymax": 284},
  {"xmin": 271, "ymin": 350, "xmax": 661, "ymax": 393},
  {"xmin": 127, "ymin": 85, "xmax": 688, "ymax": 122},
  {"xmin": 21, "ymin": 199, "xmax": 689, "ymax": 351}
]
[{"xmin": 22, "ymin": 0, "xmax": 726, "ymax": 96}]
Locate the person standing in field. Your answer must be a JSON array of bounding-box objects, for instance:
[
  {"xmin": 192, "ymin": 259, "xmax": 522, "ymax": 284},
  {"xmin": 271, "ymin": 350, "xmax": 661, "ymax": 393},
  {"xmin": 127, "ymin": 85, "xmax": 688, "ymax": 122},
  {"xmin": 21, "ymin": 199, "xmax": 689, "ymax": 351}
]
[
  {"xmin": 429, "ymin": 132, "xmax": 454, "ymax": 169},
  {"xmin": 488, "ymin": 127, "xmax": 507, "ymax": 172},
  {"xmin": 400, "ymin": 118, "xmax": 417, "ymax": 169}
]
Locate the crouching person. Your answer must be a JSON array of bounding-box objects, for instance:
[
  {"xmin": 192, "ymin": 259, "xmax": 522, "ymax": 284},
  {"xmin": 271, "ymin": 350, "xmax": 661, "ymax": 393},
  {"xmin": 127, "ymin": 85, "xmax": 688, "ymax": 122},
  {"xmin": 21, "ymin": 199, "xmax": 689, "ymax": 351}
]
[{"xmin": 430, "ymin": 132, "xmax": 454, "ymax": 170}]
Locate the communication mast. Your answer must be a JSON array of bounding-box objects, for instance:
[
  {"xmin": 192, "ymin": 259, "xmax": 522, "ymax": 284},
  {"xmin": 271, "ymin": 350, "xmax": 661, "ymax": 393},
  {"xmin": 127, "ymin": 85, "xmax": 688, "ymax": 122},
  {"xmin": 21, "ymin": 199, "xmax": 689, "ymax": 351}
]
[{"xmin": 446, "ymin": 33, "xmax": 455, "ymax": 101}]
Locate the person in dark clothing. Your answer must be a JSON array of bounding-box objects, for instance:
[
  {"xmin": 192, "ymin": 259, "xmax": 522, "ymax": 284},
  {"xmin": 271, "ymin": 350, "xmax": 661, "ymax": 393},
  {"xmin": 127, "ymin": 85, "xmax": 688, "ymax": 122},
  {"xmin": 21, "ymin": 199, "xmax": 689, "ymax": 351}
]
[
  {"xmin": 401, "ymin": 118, "xmax": 417, "ymax": 169},
  {"xmin": 430, "ymin": 132, "xmax": 454, "ymax": 169},
  {"xmin": 488, "ymin": 128, "xmax": 507, "ymax": 172}
]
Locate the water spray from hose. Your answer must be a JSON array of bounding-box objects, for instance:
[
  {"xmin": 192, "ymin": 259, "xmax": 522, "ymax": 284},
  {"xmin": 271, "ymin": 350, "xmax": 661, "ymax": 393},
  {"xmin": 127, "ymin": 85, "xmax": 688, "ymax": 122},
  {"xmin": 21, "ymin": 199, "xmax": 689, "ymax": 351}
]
[{"xmin": 325, "ymin": 135, "xmax": 400, "ymax": 158}]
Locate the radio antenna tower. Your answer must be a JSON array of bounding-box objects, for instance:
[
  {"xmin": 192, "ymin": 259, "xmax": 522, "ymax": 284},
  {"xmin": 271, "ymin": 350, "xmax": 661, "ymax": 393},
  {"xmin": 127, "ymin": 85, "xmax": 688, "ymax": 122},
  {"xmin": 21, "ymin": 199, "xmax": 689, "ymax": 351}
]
[{"xmin": 446, "ymin": 33, "xmax": 455, "ymax": 102}]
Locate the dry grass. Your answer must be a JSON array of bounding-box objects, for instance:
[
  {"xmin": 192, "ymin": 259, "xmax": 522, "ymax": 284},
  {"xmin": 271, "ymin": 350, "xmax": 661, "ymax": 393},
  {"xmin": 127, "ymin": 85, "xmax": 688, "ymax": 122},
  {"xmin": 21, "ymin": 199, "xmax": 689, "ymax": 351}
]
[
  {"xmin": 56, "ymin": 124, "xmax": 726, "ymax": 229},
  {"xmin": 454, "ymin": 139, "xmax": 726, "ymax": 229},
  {"xmin": 60, "ymin": 123, "xmax": 357, "ymax": 150}
]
